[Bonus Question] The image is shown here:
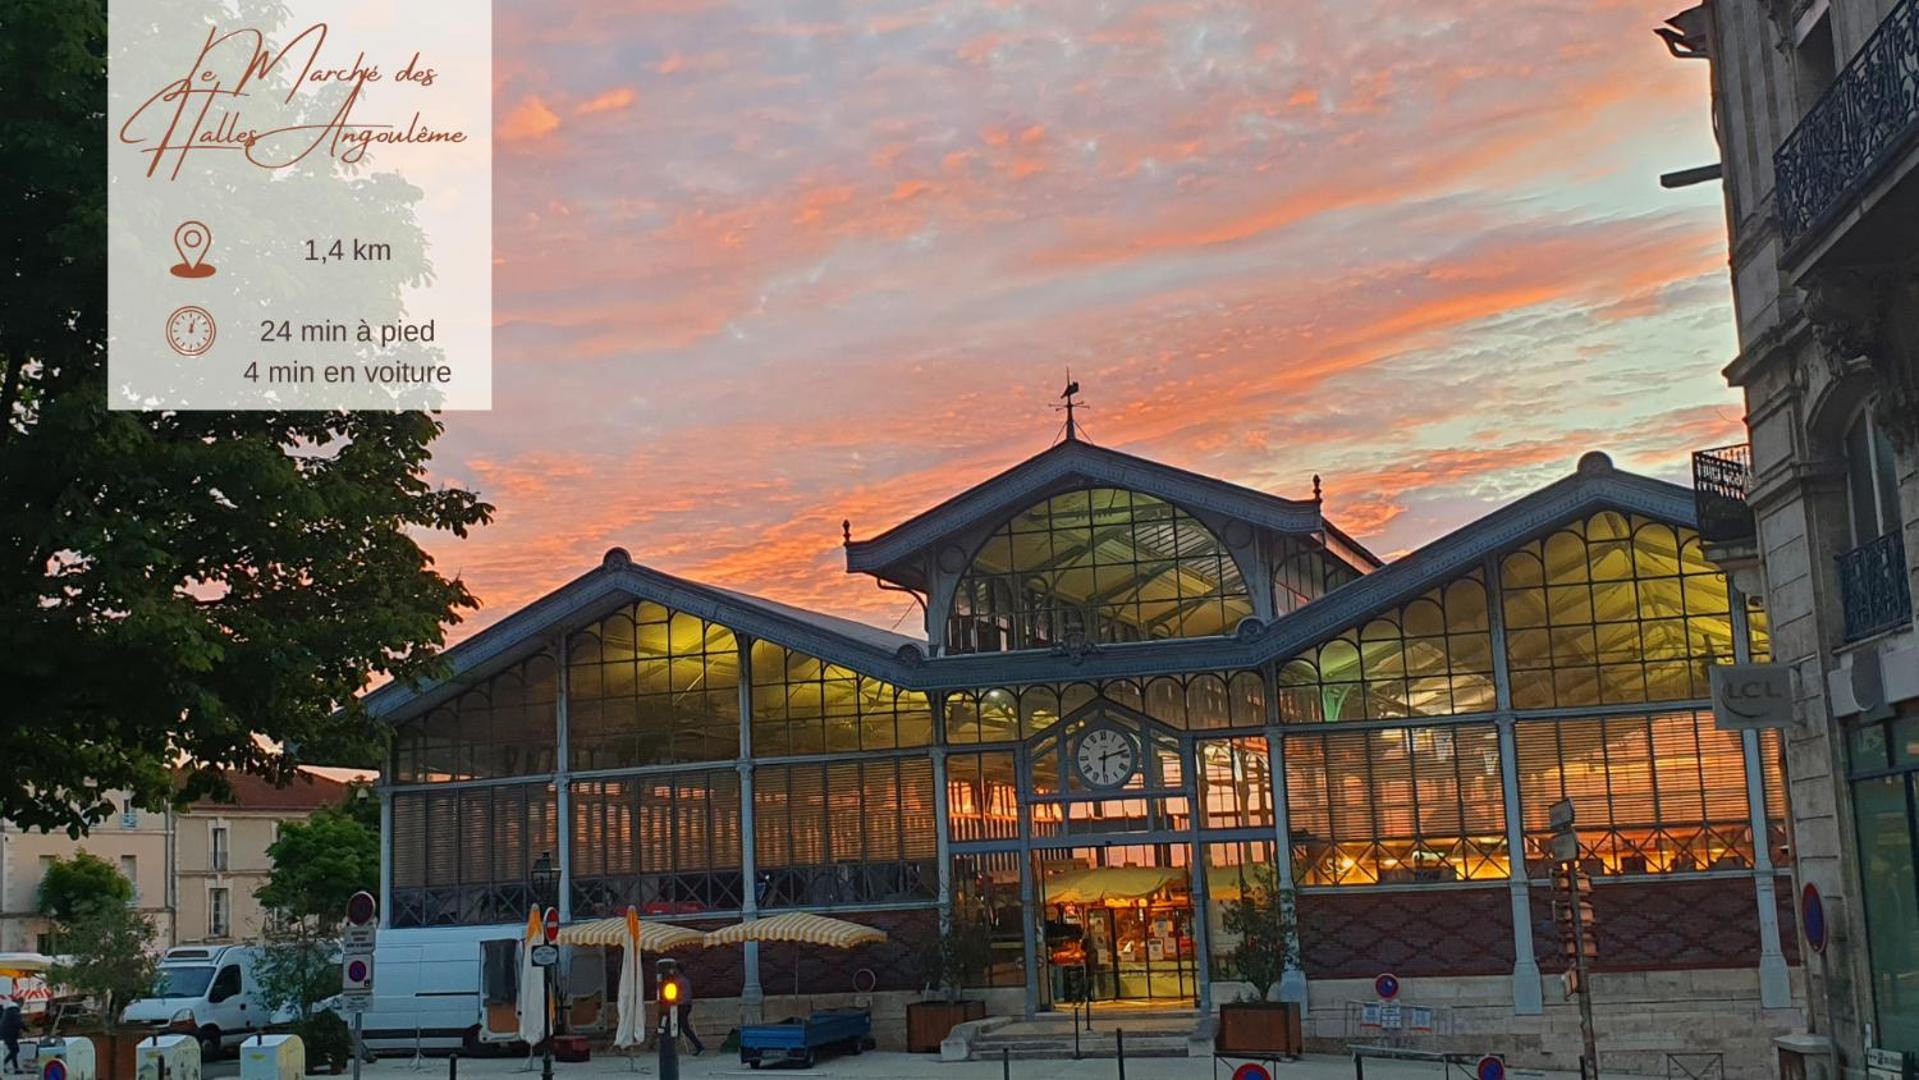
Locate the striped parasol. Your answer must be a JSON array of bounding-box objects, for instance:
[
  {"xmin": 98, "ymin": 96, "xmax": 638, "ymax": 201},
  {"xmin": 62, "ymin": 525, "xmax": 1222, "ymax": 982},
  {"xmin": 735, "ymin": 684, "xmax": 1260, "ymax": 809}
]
[
  {"xmin": 701, "ymin": 911, "xmax": 886, "ymax": 948},
  {"xmin": 557, "ymin": 917, "xmax": 705, "ymax": 951}
]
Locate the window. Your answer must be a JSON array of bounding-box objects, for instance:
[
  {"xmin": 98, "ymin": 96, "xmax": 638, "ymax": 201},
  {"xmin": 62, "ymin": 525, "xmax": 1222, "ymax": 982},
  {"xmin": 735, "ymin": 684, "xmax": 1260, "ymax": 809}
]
[
  {"xmin": 1844, "ymin": 409, "xmax": 1904, "ymax": 548},
  {"xmin": 1514, "ymin": 711, "xmax": 1753, "ymax": 876},
  {"xmin": 566, "ymin": 602, "xmax": 740, "ymax": 770},
  {"xmin": 948, "ymin": 488, "xmax": 1255, "ymax": 652},
  {"xmin": 211, "ymin": 824, "xmax": 230, "ymax": 872},
  {"xmin": 1792, "ymin": 9, "xmax": 1837, "ymax": 115},
  {"xmin": 1847, "ymin": 712, "xmax": 1919, "ymax": 1052},
  {"xmin": 749, "ymin": 642, "xmax": 933, "ymax": 755},
  {"xmin": 209, "ymin": 887, "xmax": 230, "ymax": 938},
  {"xmin": 393, "ymin": 652, "xmax": 557, "ymax": 782},
  {"xmin": 121, "ymin": 856, "xmax": 139, "ymax": 904},
  {"xmin": 1272, "ymin": 532, "xmax": 1361, "ymax": 615},
  {"xmin": 389, "ymin": 783, "xmax": 560, "ymax": 927},
  {"xmin": 753, "ymin": 757, "xmax": 938, "ymax": 907},
  {"xmin": 1283, "ymin": 724, "xmax": 1508, "ymax": 885},
  {"xmin": 1500, "ymin": 513, "xmax": 1734, "ymax": 709},
  {"xmin": 1196, "ymin": 737, "xmax": 1275, "ymax": 830},
  {"xmin": 209, "ymin": 962, "xmax": 240, "ymax": 1000},
  {"xmin": 121, "ymin": 803, "xmax": 139, "ymax": 829},
  {"xmin": 1277, "ymin": 571, "xmax": 1495, "ymax": 722},
  {"xmin": 945, "ymin": 750, "xmax": 1021, "ymax": 843},
  {"xmin": 569, "ymin": 771, "xmax": 744, "ymax": 916}
]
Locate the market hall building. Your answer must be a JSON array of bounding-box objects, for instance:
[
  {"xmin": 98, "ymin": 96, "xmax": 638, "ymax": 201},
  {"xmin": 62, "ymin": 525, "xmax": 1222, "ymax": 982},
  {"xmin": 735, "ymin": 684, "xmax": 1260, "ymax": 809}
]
[{"xmin": 363, "ymin": 435, "xmax": 1804, "ymax": 1068}]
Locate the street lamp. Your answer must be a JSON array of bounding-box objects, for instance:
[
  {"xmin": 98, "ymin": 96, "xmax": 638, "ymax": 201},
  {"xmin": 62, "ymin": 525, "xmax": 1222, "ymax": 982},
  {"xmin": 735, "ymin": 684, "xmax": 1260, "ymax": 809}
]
[{"xmin": 531, "ymin": 851, "xmax": 559, "ymax": 909}]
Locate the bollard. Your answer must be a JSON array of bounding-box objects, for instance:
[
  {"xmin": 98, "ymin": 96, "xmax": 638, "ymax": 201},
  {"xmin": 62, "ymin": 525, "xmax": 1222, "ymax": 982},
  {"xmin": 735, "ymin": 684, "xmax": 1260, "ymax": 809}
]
[
  {"xmin": 1073, "ymin": 1011, "xmax": 1080, "ymax": 1061},
  {"xmin": 1002, "ymin": 1047, "xmax": 1010, "ymax": 1080},
  {"xmin": 1115, "ymin": 1028, "xmax": 1125, "ymax": 1080},
  {"xmin": 449, "ymin": 1052, "xmax": 459, "ymax": 1080}
]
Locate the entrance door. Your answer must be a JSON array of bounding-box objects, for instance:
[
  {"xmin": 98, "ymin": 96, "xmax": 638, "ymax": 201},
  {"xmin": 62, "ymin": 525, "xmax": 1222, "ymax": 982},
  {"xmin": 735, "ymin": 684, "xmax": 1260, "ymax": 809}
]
[{"xmin": 1033, "ymin": 845, "xmax": 1198, "ymax": 1007}]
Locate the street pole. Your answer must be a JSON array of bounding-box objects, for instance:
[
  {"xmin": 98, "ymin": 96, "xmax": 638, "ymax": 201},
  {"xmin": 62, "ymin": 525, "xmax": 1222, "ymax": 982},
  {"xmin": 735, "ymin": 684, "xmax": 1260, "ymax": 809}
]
[
  {"xmin": 1567, "ymin": 866, "xmax": 1598, "ymax": 1079},
  {"xmin": 352, "ymin": 1011, "xmax": 364, "ymax": 1080},
  {"xmin": 658, "ymin": 1008, "xmax": 678, "ymax": 1080},
  {"xmin": 541, "ymin": 964, "xmax": 555, "ymax": 1080}
]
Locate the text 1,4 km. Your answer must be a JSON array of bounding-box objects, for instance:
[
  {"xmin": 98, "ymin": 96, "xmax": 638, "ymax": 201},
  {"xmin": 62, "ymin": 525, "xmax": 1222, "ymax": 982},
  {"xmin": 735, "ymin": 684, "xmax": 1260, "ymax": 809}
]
[{"xmin": 305, "ymin": 238, "xmax": 392, "ymax": 264}]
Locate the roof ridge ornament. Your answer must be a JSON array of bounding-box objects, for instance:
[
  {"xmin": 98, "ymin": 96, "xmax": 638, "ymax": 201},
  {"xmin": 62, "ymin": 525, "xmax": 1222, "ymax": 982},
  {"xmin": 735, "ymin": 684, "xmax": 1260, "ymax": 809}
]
[
  {"xmin": 1054, "ymin": 372, "xmax": 1088, "ymax": 444},
  {"xmin": 1312, "ymin": 474, "xmax": 1322, "ymax": 502}
]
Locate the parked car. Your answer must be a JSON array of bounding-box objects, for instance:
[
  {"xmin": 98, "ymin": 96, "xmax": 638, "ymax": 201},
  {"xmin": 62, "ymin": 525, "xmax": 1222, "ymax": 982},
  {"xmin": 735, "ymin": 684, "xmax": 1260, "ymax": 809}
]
[{"xmin": 121, "ymin": 945, "xmax": 267, "ymax": 1054}]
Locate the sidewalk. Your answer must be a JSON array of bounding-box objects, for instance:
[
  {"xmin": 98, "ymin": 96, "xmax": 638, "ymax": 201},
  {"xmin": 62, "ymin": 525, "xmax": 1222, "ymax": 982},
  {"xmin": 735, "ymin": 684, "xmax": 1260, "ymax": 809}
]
[{"xmin": 353, "ymin": 1050, "xmax": 1584, "ymax": 1080}]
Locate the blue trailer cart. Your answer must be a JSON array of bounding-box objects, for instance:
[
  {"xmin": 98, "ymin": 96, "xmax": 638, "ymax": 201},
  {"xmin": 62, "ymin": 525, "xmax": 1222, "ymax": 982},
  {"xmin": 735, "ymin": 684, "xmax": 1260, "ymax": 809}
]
[{"xmin": 738, "ymin": 1007, "xmax": 873, "ymax": 1068}]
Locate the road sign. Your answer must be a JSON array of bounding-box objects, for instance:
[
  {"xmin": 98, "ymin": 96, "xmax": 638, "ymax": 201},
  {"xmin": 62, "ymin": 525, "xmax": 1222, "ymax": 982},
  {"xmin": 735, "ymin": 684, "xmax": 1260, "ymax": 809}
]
[
  {"xmin": 1477, "ymin": 1055, "xmax": 1505, "ymax": 1080},
  {"xmin": 1373, "ymin": 972, "xmax": 1400, "ymax": 1001},
  {"xmin": 1802, "ymin": 883, "xmax": 1827, "ymax": 954},
  {"xmin": 543, "ymin": 906, "xmax": 560, "ymax": 945},
  {"xmin": 42, "ymin": 1058, "xmax": 67, "ymax": 1080},
  {"xmin": 531, "ymin": 944, "xmax": 560, "ymax": 967},
  {"xmin": 1231, "ymin": 1064, "xmax": 1271, "ymax": 1080},
  {"xmin": 1548, "ymin": 799, "xmax": 1575, "ymax": 831},
  {"xmin": 1550, "ymin": 830, "xmax": 1580, "ymax": 863},
  {"xmin": 341, "ymin": 952, "xmax": 374, "ymax": 1009},
  {"xmin": 342, "ymin": 891, "xmax": 378, "ymax": 954}
]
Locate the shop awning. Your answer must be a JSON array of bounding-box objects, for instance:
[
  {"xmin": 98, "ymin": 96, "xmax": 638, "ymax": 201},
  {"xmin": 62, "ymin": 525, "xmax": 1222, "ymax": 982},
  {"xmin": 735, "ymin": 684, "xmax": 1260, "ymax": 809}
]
[
  {"xmin": 1039, "ymin": 866, "xmax": 1188, "ymax": 904},
  {"xmin": 702, "ymin": 911, "xmax": 887, "ymax": 949}
]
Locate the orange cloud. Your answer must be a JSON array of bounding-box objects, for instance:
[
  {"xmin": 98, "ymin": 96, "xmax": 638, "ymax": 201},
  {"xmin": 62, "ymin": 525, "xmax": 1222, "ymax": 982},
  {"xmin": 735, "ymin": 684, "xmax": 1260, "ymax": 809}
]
[
  {"xmin": 498, "ymin": 95, "xmax": 561, "ymax": 141},
  {"xmin": 576, "ymin": 87, "xmax": 636, "ymax": 115}
]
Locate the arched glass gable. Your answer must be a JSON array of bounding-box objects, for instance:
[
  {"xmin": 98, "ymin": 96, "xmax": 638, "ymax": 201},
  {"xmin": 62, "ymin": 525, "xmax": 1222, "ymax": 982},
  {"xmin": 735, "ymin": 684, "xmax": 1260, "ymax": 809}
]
[{"xmin": 947, "ymin": 487, "xmax": 1255, "ymax": 653}]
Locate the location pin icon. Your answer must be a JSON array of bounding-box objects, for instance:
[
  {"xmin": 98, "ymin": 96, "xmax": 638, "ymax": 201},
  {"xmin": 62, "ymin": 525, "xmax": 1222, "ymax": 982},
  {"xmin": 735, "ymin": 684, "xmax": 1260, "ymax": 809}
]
[{"xmin": 171, "ymin": 220, "xmax": 215, "ymax": 278}]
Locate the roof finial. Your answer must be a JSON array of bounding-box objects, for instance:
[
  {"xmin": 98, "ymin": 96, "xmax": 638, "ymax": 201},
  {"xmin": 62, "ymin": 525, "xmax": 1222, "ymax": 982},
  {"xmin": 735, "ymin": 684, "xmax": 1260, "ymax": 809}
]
[
  {"xmin": 841, "ymin": 519, "xmax": 852, "ymax": 546},
  {"xmin": 1312, "ymin": 474, "xmax": 1322, "ymax": 501},
  {"xmin": 1056, "ymin": 371, "xmax": 1084, "ymax": 443}
]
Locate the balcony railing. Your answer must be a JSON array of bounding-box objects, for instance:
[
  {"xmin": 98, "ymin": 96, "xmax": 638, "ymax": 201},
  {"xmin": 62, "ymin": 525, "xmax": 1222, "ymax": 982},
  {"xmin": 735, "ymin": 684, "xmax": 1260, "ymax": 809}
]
[
  {"xmin": 1693, "ymin": 443, "xmax": 1756, "ymax": 543},
  {"xmin": 1838, "ymin": 529, "xmax": 1913, "ymax": 642},
  {"xmin": 1775, "ymin": 0, "xmax": 1919, "ymax": 246}
]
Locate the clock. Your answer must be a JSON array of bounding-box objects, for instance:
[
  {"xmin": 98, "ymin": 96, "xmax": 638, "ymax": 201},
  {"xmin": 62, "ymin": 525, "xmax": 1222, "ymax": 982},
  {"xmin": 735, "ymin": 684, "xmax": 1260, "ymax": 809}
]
[
  {"xmin": 1071, "ymin": 722, "xmax": 1139, "ymax": 790},
  {"xmin": 165, "ymin": 305, "xmax": 217, "ymax": 357}
]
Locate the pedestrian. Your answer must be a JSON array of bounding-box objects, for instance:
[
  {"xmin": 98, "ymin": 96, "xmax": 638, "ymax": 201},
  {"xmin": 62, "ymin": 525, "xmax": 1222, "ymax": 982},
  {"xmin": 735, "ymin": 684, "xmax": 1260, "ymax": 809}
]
[
  {"xmin": 0, "ymin": 995, "xmax": 23, "ymax": 1074},
  {"xmin": 674, "ymin": 975, "xmax": 703, "ymax": 1057}
]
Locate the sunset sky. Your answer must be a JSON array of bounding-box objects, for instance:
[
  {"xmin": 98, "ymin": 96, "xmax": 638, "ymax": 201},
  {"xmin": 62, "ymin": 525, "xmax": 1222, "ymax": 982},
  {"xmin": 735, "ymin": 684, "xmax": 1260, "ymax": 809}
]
[{"xmin": 435, "ymin": 0, "xmax": 1742, "ymax": 640}]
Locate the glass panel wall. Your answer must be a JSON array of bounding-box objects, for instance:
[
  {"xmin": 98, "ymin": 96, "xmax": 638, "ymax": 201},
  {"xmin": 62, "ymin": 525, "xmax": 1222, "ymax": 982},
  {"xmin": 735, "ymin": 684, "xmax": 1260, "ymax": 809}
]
[
  {"xmin": 1847, "ymin": 711, "xmax": 1919, "ymax": 1052},
  {"xmin": 944, "ymin": 673, "xmax": 1264, "ymax": 745},
  {"xmin": 948, "ymin": 488, "xmax": 1255, "ymax": 652},
  {"xmin": 1272, "ymin": 533, "xmax": 1361, "ymax": 616},
  {"xmin": 947, "ymin": 750, "xmax": 1021, "ymax": 843},
  {"xmin": 393, "ymin": 653, "xmax": 557, "ymax": 783},
  {"xmin": 753, "ymin": 757, "xmax": 939, "ymax": 908},
  {"xmin": 750, "ymin": 642, "xmax": 933, "ymax": 755},
  {"xmin": 1196, "ymin": 737, "xmax": 1275, "ymax": 830},
  {"xmin": 1514, "ymin": 711, "xmax": 1753, "ymax": 876},
  {"xmin": 570, "ymin": 770, "xmax": 744, "ymax": 917},
  {"xmin": 1276, "ymin": 573, "xmax": 1494, "ymax": 722},
  {"xmin": 1202, "ymin": 839, "xmax": 1281, "ymax": 981},
  {"xmin": 1501, "ymin": 513, "xmax": 1733, "ymax": 709},
  {"xmin": 567, "ymin": 601, "xmax": 740, "ymax": 769},
  {"xmin": 390, "ymin": 783, "xmax": 558, "ymax": 927},
  {"xmin": 951, "ymin": 851, "xmax": 1028, "ymax": 988},
  {"xmin": 1283, "ymin": 725, "xmax": 1507, "ymax": 885}
]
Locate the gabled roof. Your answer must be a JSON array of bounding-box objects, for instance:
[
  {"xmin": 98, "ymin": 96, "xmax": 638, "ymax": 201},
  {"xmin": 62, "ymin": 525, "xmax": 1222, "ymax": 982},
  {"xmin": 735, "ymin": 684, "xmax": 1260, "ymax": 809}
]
[
  {"xmin": 361, "ymin": 549, "xmax": 926, "ymax": 724},
  {"xmin": 360, "ymin": 450, "xmax": 1701, "ymax": 723},
  {"xmin": 843, "ymin": 438, "xmax": 1331, "ymax": 587}
]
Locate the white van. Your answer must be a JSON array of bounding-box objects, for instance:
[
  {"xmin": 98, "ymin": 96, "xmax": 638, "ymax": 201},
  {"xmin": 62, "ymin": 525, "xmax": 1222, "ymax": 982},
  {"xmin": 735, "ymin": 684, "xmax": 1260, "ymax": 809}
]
[
  {"xmin": 122, "ymin": 945, "xmax": 267, "ymax": 1053},
  {"xmin": 333, "ymin": 926, "xmax": 606, "ymax": 1056}
]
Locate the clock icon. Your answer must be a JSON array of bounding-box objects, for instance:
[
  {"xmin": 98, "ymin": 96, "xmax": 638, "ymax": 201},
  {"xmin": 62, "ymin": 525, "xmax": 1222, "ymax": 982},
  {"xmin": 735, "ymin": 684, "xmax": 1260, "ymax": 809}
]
[
  {"xmin": 165, "ymin": 305, "xmax": 216, "ymax": 357},
  {"xmin": 1072, "ymin": 722, "xmax": 1139, "ymax": 790}
]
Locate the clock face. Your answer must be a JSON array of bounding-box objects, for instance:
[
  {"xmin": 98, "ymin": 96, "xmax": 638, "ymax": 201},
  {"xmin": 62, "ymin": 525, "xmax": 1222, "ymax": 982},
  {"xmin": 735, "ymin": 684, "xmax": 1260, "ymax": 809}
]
[
  {"xmin": 166, "ymin": 305, "xmax": 216, "ymax": 357},
  {"xmin": 1072, "ymin": 724, "xmax": 1138, "ymax": 789}
]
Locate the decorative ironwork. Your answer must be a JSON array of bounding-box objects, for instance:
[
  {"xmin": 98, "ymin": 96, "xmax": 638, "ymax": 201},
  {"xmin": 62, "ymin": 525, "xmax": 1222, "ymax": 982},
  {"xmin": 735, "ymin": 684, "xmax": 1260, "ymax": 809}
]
[
  {"xmin": 1837, "ymin": 529, "xmax": 1913, "ymax": 641},
  {"xmin": 390, "ymin": 883, "xmax": 537, "ymax": 929},
  {"xmin": 1691, "ymin": 444, "xmax": 1755, "ymax": 543},
  {"xmin": 1774, "ymin": 0, "xmax": 1919, "ymax": 246}
]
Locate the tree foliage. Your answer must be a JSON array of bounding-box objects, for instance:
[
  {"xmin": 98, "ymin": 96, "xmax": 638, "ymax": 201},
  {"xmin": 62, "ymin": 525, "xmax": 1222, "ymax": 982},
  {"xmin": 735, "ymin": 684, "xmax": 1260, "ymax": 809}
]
[
  {"xmin": 256, "ymin": 805, "xmax": 380, "ymax": 921},
  {"xmin": 37, "ymin": 849, "xmax": 133, "ymax": 923},
  {"xmin": 50, "ymin": 902, "xmax": 159, "ymax": 1030},
  {"xmin": 1220, "ymin": 864, "xmax": 1299, "ymax": 1003},
  {"xmin": 254, "ymin": 917, "xmax": 341, "ymax": 1023},
  {"xmin": 0, "ymin": 0, "xmax": 492, "ymax": 835}
]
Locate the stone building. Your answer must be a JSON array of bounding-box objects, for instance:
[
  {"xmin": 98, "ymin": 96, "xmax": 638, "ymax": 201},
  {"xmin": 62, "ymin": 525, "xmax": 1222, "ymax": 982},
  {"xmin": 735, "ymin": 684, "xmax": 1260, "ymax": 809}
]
[
  {"xmin": 0, "ymin": 798, "xmax": 178, "ymax": 952},
  {"xmin": 174, "ymin": 770, "xmax": 364, "ymax": 945},
  {"xmin": 1661, "ymin": 0, "xmax": 1919, "ymax": 1065},
  {"xmin": 365, "ymin": 435, "xmax": 1805, "ymax": 1073}
]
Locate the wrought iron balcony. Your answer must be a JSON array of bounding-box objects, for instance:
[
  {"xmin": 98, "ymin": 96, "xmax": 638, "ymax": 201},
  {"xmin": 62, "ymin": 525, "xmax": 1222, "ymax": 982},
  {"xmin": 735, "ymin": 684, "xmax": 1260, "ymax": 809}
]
[
  {"xmin": 1837, "ymin": 529, "xmax": 1913, "ymax": 642},
  {"xmin": 1774, "ymin": 0, "xmax": 1919, "ymax": 246},
  {"xmin": 1692, "ymin": 443, "xmax": 1755, "ymax": 544}
]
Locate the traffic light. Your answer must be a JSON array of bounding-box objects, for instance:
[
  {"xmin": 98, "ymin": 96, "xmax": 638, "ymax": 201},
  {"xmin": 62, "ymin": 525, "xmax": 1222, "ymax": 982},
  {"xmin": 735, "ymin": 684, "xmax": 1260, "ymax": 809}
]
[
  {"xmin": 655, "ymin": 958, "xmax": 687, "ymax": 1038},
  {"xmin": 1554, "ymin": 866, "xmax": 1597, "ymax": 963}
]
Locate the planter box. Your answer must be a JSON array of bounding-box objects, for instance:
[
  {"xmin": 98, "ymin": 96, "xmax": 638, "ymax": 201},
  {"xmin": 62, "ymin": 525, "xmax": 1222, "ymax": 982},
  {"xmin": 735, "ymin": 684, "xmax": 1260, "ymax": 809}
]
[
  {"xmin": 1215, "ymin": 1002, "xmax": 1302, "ymax": 1057},
  {"xmin": 904, "ymin": 1000, "xmax": 985, "ymax": 1053},
  {"xmin": 87, "ymin": 1031, "xmax": 148, "ymax": 1080}
]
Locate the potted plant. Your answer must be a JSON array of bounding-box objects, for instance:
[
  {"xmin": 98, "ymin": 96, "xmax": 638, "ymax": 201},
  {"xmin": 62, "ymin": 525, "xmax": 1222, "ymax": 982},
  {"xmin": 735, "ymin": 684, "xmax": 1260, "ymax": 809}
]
[
  {"xmin": 48, "ymin": 896, "xmax": 159, "ymax": 1080},
  {"xmin": 294, "ymin": 1010, "xmax": 353, "ymax": 1074},
  {"xmin": 904, "ymin": 914, "xmax": 992, "ymax": 1052},
  {"xmin": 1215, "ymin": 865, "xmax": 1304, "ymax": 1056}
]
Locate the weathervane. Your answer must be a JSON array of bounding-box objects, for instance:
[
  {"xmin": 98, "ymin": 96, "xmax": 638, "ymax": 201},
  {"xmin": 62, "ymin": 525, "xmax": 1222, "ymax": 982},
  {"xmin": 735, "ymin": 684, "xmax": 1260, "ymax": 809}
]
[{"xmin": 1055, "ymin": 372, "xmax": 1086, "ymax": 443}]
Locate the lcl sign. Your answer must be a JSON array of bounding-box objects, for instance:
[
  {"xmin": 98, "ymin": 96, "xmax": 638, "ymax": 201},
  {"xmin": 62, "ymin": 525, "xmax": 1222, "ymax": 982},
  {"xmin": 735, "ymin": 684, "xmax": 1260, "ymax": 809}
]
[{"xmin": 1709, "ymin": 663, "xmax": 1795, "ymax": 730}]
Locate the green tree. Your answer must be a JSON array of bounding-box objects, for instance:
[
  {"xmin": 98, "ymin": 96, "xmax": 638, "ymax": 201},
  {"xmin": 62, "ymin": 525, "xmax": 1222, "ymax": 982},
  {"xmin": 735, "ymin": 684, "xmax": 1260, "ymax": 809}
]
[
  {"xmin": 37, "ymin": 850, "xmax": 133, "ymax": 923},
  {"xmin": 256, "ymin": 806, "xmax": 379, "ymax": 921},
  {"xmin": 1220, "ymin": 864, "xmax": 1300, "ymax": 1003},
  {"xmin": 50, "ymin": 901, "xmax": 159, "ymax": 1031},
  {"xmin": 254, "ymin": 917, "xmax": 340, "ymax": 1023},
  {"xmin": 0, "ymin": 0, "xmax": 493, "ymax": 836}
]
